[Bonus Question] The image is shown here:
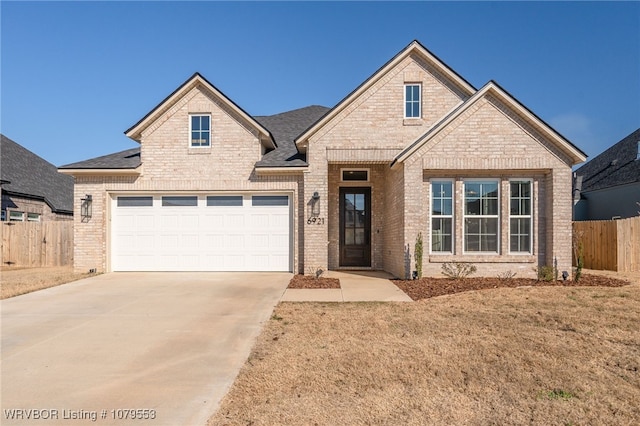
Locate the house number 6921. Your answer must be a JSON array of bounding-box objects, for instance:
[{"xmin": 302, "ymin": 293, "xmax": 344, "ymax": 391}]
[{"xmin": 307, "ymin": 217, "xmax": 325, "ymax": 225}]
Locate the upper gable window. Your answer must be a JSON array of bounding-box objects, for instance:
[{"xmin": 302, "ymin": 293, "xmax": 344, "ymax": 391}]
[
  {"xmin": 190, "ymin": 115, "xmax": 210, "ymax": 147},
  {"xmin": 404, "ymin": 84, "xmax": 421, "ymax": 118}
]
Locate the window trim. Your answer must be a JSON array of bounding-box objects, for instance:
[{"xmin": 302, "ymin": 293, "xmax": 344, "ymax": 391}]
[
  {"xmin": 463, "ymin": 179, "xmax": 500, "ymax": 254},
  {"xmin": 9, "ymin": 210, "xmax": 25, "ymax": 222},
  {"xmin": 340, "ymin": 168, "xmax": 370, "ymax": 182},
  {"xmin": 430, "ymin": 179, "xmax": 454, "ymax": 254},
  {"xmin": 161, "ymin": 196, "xmax": 198, "ymax": 207},
  {"xmin": 404, "ymin": 83, "xmax": 421, "ymax": 119},
  {"xmin": 189, "ymin": 114, "xmax": 211, "ymax": 148},
  {"xmin": 508, "ymin": 178, "xmax": 533, "ymax": 254}
]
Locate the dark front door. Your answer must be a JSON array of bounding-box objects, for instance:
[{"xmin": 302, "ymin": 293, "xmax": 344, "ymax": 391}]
[{"xmin": 339, "ymin": 187, "xmax": 371, "ymax": 267}]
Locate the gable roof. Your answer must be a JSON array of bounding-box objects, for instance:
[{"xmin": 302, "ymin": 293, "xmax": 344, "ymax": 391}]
[
  {"xmin": 124, "ymin": 72, "xmax": 276, "ymax": 149},
  {"xmin": 255, "ymin": 105, "xmax": 330, "ymax": 168},
  {"xmin": 0, "ymin": 134, "xmax": 74, "ymax": 214},
  {"xmin": 295, "ymin": 40, "xmax": 476, "ymax": 145},
  {"xmin": 59, "ymin": 147, "xmax": 141, "ymax": 171},
  {"xmin": 392, "ymin": 81, "xmax": 588, "ymax": 167},
  {"xmin": 575, "ymin": 127, "xmax": 640, "ymax": 192}
]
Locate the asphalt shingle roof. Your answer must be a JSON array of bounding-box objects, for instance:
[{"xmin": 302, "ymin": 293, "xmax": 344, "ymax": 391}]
[
  {"xmin": 575, "ymin": 128, "xmax": 640, "ymax": 192},
  {"xmin": 59, "ymin": 106, "xmax": 330, "ymax": 170},
  {"xmin": 0, "ymin": 134, "xmax": 74, "ymax": 214},
  {"xmin": 60, "ymin": 148, "xmax": 141, "ymax": 169},
  {"xmin": 255, "ymin": 105, "xmax": 330, "ymax": 167}
]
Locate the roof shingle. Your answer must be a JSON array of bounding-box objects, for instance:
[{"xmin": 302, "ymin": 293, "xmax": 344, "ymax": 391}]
[
  {"xmin": 1, "ymin": 134, "xmax": 74, "ymax": 214},
  {"xmin": 575, "ymin": 128, "xmax": 640, "ymax": 192}
]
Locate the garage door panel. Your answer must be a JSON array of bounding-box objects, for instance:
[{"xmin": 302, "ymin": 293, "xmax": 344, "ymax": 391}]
[{"xmin": 112, "ymin": 194, "xmax": 290, "ymax": 271}]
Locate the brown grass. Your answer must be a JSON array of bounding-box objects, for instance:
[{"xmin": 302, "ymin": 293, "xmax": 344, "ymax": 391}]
[
  {"xmin": 211, "ymin": 283, "xmax": 640, "ymax": 425},
  {"xmin": 1, "ymin": 266, "xmax": 94, "ymax": 299}
]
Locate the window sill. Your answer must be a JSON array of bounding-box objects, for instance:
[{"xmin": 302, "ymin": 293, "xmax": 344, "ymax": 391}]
[
  {"xmin": 403, "ymin": 118, "xmax": 423, "ymax": 126},
  {"xmin": 429, "ymin": 254, "xmax": 535, "ymax": 263},
  {"xmin": 188, "ymin": 147, "xmax": 212, "ymax": 155}
]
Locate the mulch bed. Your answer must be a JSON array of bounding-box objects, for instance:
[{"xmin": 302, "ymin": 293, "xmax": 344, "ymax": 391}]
[
  {"xmin": 288, "ymin": 274, "xmax": 341, "ymax": 289},
  {"xmin": 393, "ymin": 274, "xmax": 632, "ymax": 301}
]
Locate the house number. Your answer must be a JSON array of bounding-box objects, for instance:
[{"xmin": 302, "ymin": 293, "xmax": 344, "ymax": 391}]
[{"xmin": 307, "ymin": 217, "xmax": 325, "ymax": 225}]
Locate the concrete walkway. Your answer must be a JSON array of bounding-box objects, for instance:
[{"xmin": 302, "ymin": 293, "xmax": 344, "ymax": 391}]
[{"xmin": 281, "ymin": 270, "xmax": 412, "ymax": 302}]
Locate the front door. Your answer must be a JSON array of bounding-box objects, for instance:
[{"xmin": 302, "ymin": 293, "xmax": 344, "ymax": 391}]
[{"xmin": 339, "ymin": 187, "xmax": 371, "ymax": 267}]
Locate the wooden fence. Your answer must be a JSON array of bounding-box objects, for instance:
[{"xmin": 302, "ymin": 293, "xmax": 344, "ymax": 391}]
[
  {"xmin": 573, "ymin": 216, "xmax": 640, "ymax": 272},
  {"xmin": 1, "ymin": 221, "xmax": 73, "ymax": 267}
]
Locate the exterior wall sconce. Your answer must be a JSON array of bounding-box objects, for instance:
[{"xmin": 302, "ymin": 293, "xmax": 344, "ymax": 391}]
[
  {"xmin": 311, "ymin": 191, "xmax": 321, "ymax": 217},
  {"xmin": 81, "ymin": 195, "xmax": 93, "ymax": 222}
]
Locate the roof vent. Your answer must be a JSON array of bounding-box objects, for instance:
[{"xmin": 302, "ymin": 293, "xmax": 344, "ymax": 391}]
[
  {"xmin": 610, "ymin": 159, "xmax": 618, "ymax": 166},
  {"xmin": 637, "ymin": 141, "xmax": 640, "ymax": 160}
]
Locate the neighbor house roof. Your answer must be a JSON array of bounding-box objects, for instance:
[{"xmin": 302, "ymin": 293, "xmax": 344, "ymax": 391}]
[
  {"xmin": 0, "ymin": 134, "xmax": 74, "ymax": 214},
  {"xmin": 392, "ymin": 81, "xmax": 587, "ymax": 167},
  {"xmin": 575, "ymin": 127, "xmax": 640, "ymax": 192},
  {"xmin": 255, "ymin": 105, "xmax": 330, "ymax": 168}
]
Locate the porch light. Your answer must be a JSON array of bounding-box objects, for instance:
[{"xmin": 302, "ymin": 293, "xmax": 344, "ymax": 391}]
[
  {"xmin": 311, "ymin": 191, "xmax": 321, "ymax": 217},
  {"xmin": 81, "ymin": 194, "xmax": 93, "ymax": 222}
]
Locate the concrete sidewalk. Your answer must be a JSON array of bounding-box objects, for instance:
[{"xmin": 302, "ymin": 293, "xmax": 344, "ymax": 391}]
[{"xmin": 281, "ymin": 270, "xmax": 412, "ymax": 302}]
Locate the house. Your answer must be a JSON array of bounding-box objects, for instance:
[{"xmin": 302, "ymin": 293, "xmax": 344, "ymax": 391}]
[
  {"xmin": 59, "ymin": 40, "xmax": 586, "ymax": 278},
  {"xmin": 1, "ymin": 134, "xmax": 73, "ymax": 222},
  {"xmin": 573, "ymin": 128, "xmax": 640, "ymax": 221}
]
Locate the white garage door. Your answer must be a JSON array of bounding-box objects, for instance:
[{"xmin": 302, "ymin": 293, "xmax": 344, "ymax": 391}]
[{"xmin": 111, "ymin": 194, "xmax": 291, "ymax": 271}]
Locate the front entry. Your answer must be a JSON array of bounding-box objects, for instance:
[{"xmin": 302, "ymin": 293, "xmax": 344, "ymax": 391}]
[{"xmin": 339, "ymin": 187, "xmax": 371, "ymax": 267}]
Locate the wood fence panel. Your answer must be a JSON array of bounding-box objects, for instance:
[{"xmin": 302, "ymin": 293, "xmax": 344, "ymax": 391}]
[
  {"xmin": 573, "ymin": 216, "xmax": 640, "ymax": 272},
  {"xmin": 617, "ymin": 216, "xmax": 640, "ymax": 272},
  {"xmin": 1, "ymin": 221, "xmax": 73, "ymax": 267}
]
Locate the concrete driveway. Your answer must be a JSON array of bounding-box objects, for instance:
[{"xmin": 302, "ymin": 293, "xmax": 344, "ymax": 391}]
[{"xmin": 1, "ymin": 272, "xmax": 290, "ymax": 425}]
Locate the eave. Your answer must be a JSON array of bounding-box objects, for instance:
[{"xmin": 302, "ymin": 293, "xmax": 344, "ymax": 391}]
[
  {"xmin": 58, "ymin": 166, "xmax": 142, "ymax": 176},
  {"xmin": 124, "ymin": 73, "xmax": 276, "ymax": 150},
  {"xmin": 295, "ymin": 40, "xmax": 476, "ymax": 146},
  {"xmin": 392, "ymin": 81, "xmax": 588, "ymax": 167}
]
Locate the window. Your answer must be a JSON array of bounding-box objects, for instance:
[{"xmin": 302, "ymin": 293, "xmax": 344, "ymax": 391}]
[
  {"xmin": 190, "ymin": 115, "xmax": 210, "ymax": 147},
  {"xmin": 27, "ymin": 213, "xmax": 41, "ymax": 222},
  {"xmin": 9, "ymin": 211, "xmax": 25, "ymax": 222},
  {"xmin": 431, "ymin": 180, "xmax": 453, "ymax": 253},
  {"xmin": 252, "ymin": 195, "xmax": 288, "ymax": 206},
  {"xmin": 510, "ymin": 180, "xmax": 532, "ymax": 253},
  {"xmin": 117, "ymin": 196, "xmax": 153, "ymax": 207},
  {"xmin": 162, "ymin": 196, "xmax": 197, "ymax": 207},
  {"xmin": 404, "ymin": 84, "xmax": 421, "ymax": 118},
  {"xmin": 0, "ymin": 210, "xmax": 5, "ymax": 221},
  {"xmin": 341, "ymin": 169, "xmax": 369, "ymax": 182},
  {"xmin": 464, "ymin": 180, "xmax": 499, "ymax": 253},
  {"xmin": 207, "ymin": 196, "xmax": 243, "ymax": 207}
]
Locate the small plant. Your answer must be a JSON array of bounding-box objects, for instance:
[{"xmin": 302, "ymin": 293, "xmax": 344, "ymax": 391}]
[
  {"xmin": 271, "ymin": 314, "xmax": 283, "ymax": 321},
  {"xmin": 536, "ymin": 265, "xmax": 555, "ymax": 282},
  {"xmin": 414, "ymin": 232, "xmax": 423, "ymax": 279},
  {"xmin": 441, "ymin": 262, "xmax": 477, "ymax": 279},
  {"xmin": 573, "ymin": 230, "xmax": 585, "ymax": 282},
  {"xmin": 497, "ymin": 270, "xmax": 517, "ymax": 280},
  {"xmin": 306, "ymin": 266, "xmax": 325, "ymax": 279},
  {"xmin": 544, "ymin": 389, "xmax": 575, "ymax": 400}
]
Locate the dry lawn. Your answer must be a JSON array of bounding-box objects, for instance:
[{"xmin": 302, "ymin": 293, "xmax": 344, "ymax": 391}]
[
  {"xmin": 1, "ymin": 266, "xmax": 94, "ymax": 299},
  {"xmin": 211, "ymin": 281, "xmax": 640, "ymax": 425}
]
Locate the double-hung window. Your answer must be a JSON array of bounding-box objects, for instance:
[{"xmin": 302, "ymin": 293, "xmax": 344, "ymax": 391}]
[
  {"xmin": 404, "ymin": 84, "xmax": 421, "ymax": 118},
  {"xmin": 431, "ymin": 180, "xmax": 453, "ymax": 253},
  {"xmin": 464, "ymin": 180, "xmax": 499, "ymax": 253},
  {"xmin": 510, "ymin": 180, "xmax": 532, "ymax": 253},
  {"xmin": 190, "ymin": 115, "xmax": 210, "ymax": 147}
]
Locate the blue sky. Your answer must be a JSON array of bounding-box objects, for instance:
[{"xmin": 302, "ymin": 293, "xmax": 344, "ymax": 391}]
[{"xmin": 1, "ymin": 1, "xmax": 639, "ymax": 167}]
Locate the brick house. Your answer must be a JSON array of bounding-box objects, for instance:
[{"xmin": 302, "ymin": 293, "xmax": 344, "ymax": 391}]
[
  {"xmin": 60, "ymin": 40, "xmax": 586, "ymax": 278},
  {"xmin": 1, "ymin": 134, "xmax": 73, "ymax": 222}
]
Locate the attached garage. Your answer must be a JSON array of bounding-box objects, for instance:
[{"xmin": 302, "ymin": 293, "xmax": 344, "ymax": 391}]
[{"xmin": 110, "ymin": 193, "xmax": 292, "ymax": 272}]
